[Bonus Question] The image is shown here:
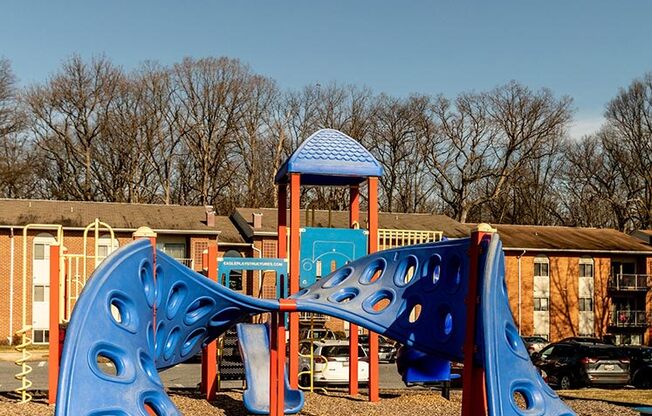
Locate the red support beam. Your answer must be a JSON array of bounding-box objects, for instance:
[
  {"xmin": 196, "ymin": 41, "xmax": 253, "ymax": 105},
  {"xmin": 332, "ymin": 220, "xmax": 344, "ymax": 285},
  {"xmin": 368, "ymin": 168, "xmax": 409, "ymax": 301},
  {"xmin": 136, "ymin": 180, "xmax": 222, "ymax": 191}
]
[
  {"xmin": 270, "ymin": 311, "xmax": 286, "ymax": 416},
  {"xmin": 48, "ymin": 244, "xmax": 61, "ymax": 405},
  {"xmin": 461, "ymin": 228, "xmax": 490, "ymax": 416},
  {"xmin": 349, "ymin": 185, "xmax": 360, "ymax": 395},
  {"xmin": 288, "ymin": 173, "xmax": 301, "ymax": 389},
  {"xmin": 201, "ymin": 244, "xmax": 219, "ymax": 401},
  {"xmin": 277, "ymin": 184, "xmax": 287, "ymax": 261},
  {"xmin": 367, "ymin": 177, "xmax": 379, "ymax": 402}
]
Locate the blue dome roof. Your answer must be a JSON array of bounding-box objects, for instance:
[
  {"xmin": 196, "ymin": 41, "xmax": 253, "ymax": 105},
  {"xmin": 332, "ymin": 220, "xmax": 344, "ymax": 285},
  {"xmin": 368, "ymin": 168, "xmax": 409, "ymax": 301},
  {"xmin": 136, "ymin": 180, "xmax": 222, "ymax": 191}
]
[{"xmin": 275, "ymin": 129, "xmax": 383, "ymax": 186}]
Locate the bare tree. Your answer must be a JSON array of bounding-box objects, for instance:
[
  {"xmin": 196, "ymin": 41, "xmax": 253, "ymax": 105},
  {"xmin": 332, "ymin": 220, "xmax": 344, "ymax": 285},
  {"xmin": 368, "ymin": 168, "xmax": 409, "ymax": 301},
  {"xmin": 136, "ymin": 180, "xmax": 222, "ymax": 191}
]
[
  {"xmin": 171, "ymin": 57, "xmax": 255, "ymax": 211},
  {"xmin": 27, "ymin": 55, "xmax": 124, "ymax": 200},
  {"xmin": 0, "ymin": 58, "xmax": 37, "ymax": 198},
  {"xmin": 423, "ymin": 82, "xmax": 572, "ymax": 223}
]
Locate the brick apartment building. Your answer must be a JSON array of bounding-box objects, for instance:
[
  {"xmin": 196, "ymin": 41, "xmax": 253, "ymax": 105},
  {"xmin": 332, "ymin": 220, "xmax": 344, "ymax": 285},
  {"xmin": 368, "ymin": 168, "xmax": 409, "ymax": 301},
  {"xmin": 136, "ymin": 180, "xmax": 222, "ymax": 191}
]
[
  {"xmin": 1, "ymin": 199, "xmax": 651, "ymax": 346},
  {"xmin": 0, "ymin": 199, "xmax": 248, "ymax": 345}
]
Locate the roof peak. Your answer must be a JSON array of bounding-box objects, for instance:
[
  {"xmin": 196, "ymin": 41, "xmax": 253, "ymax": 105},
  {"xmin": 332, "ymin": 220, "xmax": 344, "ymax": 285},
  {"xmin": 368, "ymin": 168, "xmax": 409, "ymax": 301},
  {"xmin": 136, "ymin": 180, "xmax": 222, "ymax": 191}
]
[{"xmin": 274, "ymin": 129, "xmax": 383, "ymax": 186}]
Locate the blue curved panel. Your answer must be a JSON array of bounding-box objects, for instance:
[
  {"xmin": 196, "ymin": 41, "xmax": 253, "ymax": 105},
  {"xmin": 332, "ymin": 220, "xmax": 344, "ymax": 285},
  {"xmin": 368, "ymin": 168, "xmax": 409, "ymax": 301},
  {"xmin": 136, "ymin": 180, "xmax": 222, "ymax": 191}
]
[
  {"xmin": 481, "ymin": 234, "xmax": 575, "ymax": 416},
  {"xmin": 56, "ymin": 240, "xmax": 279, "ymax": 415},
  {"xmin": 291, "ymin": 239, "xmax": 471, "ymax": 362},
  {"xmin": 154, "ymin": 252, "xmax": 278, "ymax": 370}
]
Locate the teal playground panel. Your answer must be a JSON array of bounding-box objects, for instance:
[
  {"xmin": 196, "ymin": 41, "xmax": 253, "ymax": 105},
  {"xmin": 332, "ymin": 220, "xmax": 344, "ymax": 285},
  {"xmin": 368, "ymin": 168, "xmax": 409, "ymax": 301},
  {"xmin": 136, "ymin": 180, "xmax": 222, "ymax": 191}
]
[
  {"xmin": 218, "ymin": 257, "xmax": 288, "ymax": 298},
  {"xmin": 299, "ymin": 227, "xmax": 367, "ymax": 288}
]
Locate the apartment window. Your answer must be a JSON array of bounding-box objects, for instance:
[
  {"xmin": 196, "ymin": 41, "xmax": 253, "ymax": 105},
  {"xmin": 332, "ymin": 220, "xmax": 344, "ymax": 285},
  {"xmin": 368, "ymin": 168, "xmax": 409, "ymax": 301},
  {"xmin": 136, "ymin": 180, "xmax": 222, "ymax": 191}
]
[
  {"xmin": 579, "ymin": 297, "xmax": 593, "ymax": 312},
  {"xmin": 534, "ymin": 297, "xmax": 549, "ymax": 311},
  {"xmin": 579, "ymin": 261, "xmax": 593, "ymax": 278},
  {"xmin": 262, "ymin": 240, "xmax": 277, "ymax": 258},
  {"xmin": 534, "ymin": 256, "xmax": 549, "ymax": 278},
  {"xmin": 193, "ymin": 240, "xmax": 208, "ymax": 268},
  {"xmin": 34, "ymin": 243, "xmax": 47, "ymax": 260},
  {"xmin": 97, "ymin": 234, "xmax": 119, "ymax": 259},
  {"xmin": 158, "ymin": 243, "xmax": 186, "ymax": 259},
  {"xmin": 34, "ymin": 285, "xmax": 49, "ymax": 302},
  {"xmin": 33, "ymin": 329, "xmax": 49, "ymax": 344}
]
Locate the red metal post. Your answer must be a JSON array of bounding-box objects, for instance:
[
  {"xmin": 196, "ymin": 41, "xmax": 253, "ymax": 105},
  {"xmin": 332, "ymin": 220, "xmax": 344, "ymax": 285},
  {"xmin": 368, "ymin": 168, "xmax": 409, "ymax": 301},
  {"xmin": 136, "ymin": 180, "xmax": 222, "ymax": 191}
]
[
  {"xmin": 278, "ymin": 184, "xmax": 287, "ymax": 260},
  {"xmin": 461, "ymin": 228, "xmax": 490, "ymax": 416},
  {"xmin": 48, "ymin": 244, "xmax": 61, "ymax": 405},
  {"xmin": 349, "ymin": 185, "xmax": 360, "ymax": 395},
  {"xmin": 288, "ymin": 174, "xmax": 301, "ymax": 389},
  {"xmin": 367, "ymin": 177, "xmax": 379, "ymax": 402},
  {"xmin": 269, "ymin": 312, "xmax": 281, "ymax": 416},
  {"xmin": 201, "ymin": 244, "xmax": 219, "ymax": 400}
]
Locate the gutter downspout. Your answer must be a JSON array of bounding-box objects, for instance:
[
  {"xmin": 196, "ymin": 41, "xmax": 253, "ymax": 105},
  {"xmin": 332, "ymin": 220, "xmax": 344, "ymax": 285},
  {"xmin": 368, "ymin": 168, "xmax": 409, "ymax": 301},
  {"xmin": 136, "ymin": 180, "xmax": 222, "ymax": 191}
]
[
  {"xmin": 517, "ymin": 249, "xmax": 526, "ymax": 335},
  {"xmin": 9, "ymin": 227, "xmax": 14, "ymax": 344},
  {"xmin": 252, "ymin": 243, "xmax": 262, "ymax": 297}
]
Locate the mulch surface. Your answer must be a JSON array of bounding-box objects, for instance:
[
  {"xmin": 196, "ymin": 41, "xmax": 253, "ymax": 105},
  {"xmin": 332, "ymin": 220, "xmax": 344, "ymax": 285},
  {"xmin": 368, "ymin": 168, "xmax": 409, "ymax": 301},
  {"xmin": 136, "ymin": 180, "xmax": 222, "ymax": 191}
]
[{"xmin": 0, "ymin": 388, "xmax": 641, "ymax": 415}]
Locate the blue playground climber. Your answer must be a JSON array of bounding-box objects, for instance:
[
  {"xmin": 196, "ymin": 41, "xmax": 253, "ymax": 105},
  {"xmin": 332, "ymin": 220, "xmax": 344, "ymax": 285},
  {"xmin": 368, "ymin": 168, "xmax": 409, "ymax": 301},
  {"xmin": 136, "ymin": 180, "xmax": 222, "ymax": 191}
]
[{"xmin": 55, "ymin": 234, "xmax": 576, "ymax": 416}]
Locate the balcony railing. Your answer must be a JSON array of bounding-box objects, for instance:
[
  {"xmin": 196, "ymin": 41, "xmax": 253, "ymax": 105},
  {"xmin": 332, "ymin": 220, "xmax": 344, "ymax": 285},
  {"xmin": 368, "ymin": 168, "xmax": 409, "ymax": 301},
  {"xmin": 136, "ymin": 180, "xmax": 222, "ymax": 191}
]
[
  {"xmin": 608, "ymin": 310, "xmax": 650, "ymax": 328},
  {"xmin": 378, "ymin": 229, "xmax": 443, "ymax": 251},
  {"xmin": 299, "ymin": 312, "xmax": 329, "ymax": 322},
  {"xmin": 608, "ymin": 274, "xmax": 651, "ymax": 291},
  {"xmin": 173, "ymin": 258, "xmax": 194, "ymax": 269}
]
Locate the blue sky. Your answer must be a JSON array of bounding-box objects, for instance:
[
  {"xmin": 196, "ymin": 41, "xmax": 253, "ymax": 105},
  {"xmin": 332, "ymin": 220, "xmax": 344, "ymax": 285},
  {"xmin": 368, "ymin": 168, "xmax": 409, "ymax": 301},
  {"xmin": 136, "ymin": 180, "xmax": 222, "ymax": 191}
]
[{"xmin": 2, "ymin": 1, "xmax": 651, "ymax": 137}]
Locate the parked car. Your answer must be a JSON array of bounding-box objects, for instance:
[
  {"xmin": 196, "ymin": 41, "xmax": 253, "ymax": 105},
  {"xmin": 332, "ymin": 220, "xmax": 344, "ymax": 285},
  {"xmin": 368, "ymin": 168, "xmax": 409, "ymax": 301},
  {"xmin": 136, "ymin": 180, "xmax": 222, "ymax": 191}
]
[
  {"xmin": 532, "ymin": 340, "xmax": 630, "ymax": 389},
  {"xmin": 358, "ymin": 334, "xmax": 398, "ymax": 363},
  {"xmin": 299, "ymin": 328, "xmax": 339, "ymax": 341},
  {"xmin": 522, "ymin": 336, "xmax": 549, "ymax": 354},
  {"xmin": 619, "ymin": 345, "xmax": 652, "ymax": 388},
  {"xmin": 298, "ymin": 340, "xmax": 369, "ymax": 385}
]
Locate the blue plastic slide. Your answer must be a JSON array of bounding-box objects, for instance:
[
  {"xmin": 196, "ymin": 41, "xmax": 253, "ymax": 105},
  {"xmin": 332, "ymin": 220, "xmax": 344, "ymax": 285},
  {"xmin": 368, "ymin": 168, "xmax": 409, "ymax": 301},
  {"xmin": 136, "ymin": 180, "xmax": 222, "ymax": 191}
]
[{"xmin": 236, "ymin": 323, "xmax": 304, "ymax": 414}]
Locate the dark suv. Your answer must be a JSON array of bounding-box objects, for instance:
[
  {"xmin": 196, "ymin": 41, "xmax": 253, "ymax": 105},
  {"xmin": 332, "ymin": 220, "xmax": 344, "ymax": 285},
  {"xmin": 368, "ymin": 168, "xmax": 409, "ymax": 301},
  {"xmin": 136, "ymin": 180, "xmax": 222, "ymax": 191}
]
[
  {"xmin": 619, "ymin": 345, "xmax": 652, "ymax": 388},
  {"xmin": 532, "ymin": 340, "xmax": 630, "ymax": 389}
]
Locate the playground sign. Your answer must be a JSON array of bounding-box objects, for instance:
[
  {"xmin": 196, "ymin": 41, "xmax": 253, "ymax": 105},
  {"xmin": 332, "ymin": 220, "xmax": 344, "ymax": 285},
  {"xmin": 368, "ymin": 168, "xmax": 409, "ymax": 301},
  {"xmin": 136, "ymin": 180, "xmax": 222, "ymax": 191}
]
[{"xmin": 218, "ymin": 257, "xmax": 288, "ymax": 297}]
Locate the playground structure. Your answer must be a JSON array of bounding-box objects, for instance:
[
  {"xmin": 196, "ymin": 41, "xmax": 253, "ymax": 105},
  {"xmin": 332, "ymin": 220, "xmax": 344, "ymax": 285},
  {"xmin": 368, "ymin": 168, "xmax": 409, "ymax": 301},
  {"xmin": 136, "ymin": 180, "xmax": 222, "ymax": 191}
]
[
  {"xmin": 54, "ymin": 228, "xmax": 576, "ymax": 415},
  {"xmin": 29, "ymin": 129, "xmax": 576, "ymax": 415}
]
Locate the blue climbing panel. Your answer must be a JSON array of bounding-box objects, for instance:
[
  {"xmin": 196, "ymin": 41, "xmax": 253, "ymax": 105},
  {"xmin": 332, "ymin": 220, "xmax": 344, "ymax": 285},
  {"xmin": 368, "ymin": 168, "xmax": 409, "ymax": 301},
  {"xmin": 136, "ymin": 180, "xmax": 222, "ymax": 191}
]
[
  {"xmin": 480, "ymin": 234, "xmax": 574, "ymax": 416},
  {"xmin": 57, "ymin": 235, "xmax": 575, "ymax": 416},
  {"xmin": 299, "ymin": 227, "xmax": 367, "ymax": 288},
  {"xmin": 55, "ymin": 240, "xmax": 279, "ymax": 415}
]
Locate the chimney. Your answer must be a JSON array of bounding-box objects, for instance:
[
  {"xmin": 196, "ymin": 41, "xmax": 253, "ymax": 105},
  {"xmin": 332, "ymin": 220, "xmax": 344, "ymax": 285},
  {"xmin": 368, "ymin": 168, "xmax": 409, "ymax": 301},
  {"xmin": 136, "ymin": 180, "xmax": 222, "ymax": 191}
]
[
  {"xmin": 252, "ymin": 212, "xmax": 263, "ymax": 229},
  {"xmin": 205, "ymin": 205, "xmax": 215, "ymax": 227}
]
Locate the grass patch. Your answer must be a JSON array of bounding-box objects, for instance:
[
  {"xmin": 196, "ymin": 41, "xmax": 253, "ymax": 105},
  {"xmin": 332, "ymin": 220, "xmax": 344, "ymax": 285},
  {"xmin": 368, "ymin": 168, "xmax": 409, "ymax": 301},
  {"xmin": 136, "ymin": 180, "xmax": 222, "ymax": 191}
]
[{"xmin": 559, "ymin": 388, "xmax": 652, "ymax": 406}]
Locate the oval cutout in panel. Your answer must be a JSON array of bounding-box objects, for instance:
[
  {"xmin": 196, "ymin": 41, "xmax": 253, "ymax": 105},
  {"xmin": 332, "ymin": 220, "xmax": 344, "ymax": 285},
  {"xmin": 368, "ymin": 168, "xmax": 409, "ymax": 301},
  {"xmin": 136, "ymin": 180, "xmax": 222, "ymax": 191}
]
[
  {"xmin": 139, "ymin": 260, "xmax": 155, "ymax": 307},
  {"xmin": 322, "ymin": 267, "xmax": 354, "ymax": 289},
  {"xmin": 359, "ymin": 258, "xmax": 386, "ymax": 285},
  {"xmin": 327, "ymin": 287, "xmax": 360, "ymax": 304},
  {"xmin": 209, "ymin": 306, "xmax": 243, "ymax": 327},
  {"xmin": 184, "ymin": 297, "xmax": 216, "ymax": 325},
  {"xmin": 362, "ymin": 289, "xmax": 394, "ymax": 314},
  {"xmin": 163, "ymin": 326, "xmax": 181, "ymax": 361},
  {"xmin": 107, "ymin": 291, "xmax": 140, "ymax": 334},
  {"xmin": 181, "ymin": 327, "xmax": 206, "ymax": 357},
  {"xmin": 394, "ymin": 255, "xmax": 418, "ymax": 287},
  {"xmin": 423, "ymin": 255, "xmax": 442, "ymax": 288},
  {"xmin": 166, "ymin": 282, "xmax": 188, "ymax": 320}
]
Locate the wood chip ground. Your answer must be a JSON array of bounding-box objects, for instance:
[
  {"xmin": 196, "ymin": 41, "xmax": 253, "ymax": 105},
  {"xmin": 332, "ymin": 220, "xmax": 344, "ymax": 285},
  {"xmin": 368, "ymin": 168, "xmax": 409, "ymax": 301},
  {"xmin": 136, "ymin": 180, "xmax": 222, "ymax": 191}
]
[{"xmin": 0, "ymin": 389, "xmax": 641, "ymax": 415}]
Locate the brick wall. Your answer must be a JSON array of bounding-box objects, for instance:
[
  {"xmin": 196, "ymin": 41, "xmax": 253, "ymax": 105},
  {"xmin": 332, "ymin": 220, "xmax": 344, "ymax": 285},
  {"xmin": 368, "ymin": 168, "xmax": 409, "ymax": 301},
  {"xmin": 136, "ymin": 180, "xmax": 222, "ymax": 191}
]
[{"xmin": 504, "ymin": 251, "xmax": 652, "ymax": 343}]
